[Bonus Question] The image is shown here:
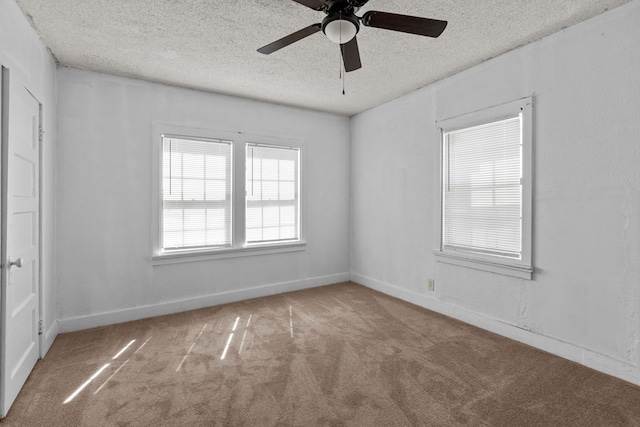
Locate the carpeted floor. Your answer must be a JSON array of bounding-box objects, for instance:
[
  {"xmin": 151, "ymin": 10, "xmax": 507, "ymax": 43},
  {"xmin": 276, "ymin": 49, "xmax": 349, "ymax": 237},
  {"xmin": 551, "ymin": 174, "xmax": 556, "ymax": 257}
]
[{"xmin": 2, "ymin": 282, "xmax": 640, "ymax": 426}]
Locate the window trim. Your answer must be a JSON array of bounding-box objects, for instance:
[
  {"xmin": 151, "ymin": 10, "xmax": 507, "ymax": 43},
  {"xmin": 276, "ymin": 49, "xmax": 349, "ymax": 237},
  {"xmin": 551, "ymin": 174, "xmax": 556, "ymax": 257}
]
[
  {"xmin": 434, "ymin": 97, "xmax": 533, "ymax": 280},
  {"xmin": 151, "ymin": 123, "xmax": 306, "ymax": 265}
]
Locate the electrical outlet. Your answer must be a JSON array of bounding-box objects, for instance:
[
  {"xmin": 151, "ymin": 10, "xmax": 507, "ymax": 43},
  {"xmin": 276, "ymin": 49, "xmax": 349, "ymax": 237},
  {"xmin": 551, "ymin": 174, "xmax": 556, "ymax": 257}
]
[{"xmin": 427, "ymin": 279, "xmax": 435, "ymax": 292}]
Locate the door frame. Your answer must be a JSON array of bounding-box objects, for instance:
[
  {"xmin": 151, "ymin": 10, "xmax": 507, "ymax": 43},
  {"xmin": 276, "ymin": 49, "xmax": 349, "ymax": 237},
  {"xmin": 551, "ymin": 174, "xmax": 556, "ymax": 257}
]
[
  {"xmin": 31, "ymin": 87, "xmax": 44, "ymax": 358},
  {"xmin": 0, "ymin": 63, "xmax": 44, "ymax": 418}
]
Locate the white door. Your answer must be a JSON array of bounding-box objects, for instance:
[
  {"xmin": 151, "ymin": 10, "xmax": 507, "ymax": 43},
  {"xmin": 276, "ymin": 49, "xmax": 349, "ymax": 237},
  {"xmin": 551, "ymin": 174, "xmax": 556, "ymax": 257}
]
[{"xmin": 0, "ymin": 66, "xmax": 41, "ymax": 417}]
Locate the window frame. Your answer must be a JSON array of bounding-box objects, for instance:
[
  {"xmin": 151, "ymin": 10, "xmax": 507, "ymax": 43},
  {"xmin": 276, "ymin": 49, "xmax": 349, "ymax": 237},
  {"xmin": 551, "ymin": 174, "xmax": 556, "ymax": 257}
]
[
  {"xmin": 434, "ymin": 97, "xmax": 533, "ymax": 279},
  {"xmin": 151, "ymin": 124, "xmax": 306, "ymax": 265}
]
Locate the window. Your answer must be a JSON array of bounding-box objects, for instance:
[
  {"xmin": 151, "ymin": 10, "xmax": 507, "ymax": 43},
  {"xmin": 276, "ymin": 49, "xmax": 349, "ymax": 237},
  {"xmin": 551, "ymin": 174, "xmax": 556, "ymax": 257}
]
[
  {"xmin": 152, "ymin": 126, "xmax": 305, "ymax": 264},
  {"xmin": 162, "ymin": 136, "xmax": 232, "ymax": 251},
  {"xmin": 435, "ymin": 97, "xmax": 533, "ymax": 279},
  {"xmin": 246, "ymin": 144, "xmax": 300, "ymax": 244}
]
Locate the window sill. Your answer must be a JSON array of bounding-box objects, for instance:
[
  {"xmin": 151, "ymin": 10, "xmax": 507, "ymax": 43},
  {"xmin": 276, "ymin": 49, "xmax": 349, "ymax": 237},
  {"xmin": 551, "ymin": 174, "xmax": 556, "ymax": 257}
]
[
  {"xmin": 434, "ymin": 250, "xmax": 533, "ymax": 280},
  {"xmin": 152, "ymin": 241, "xmax": 306, "ymax": 266}
]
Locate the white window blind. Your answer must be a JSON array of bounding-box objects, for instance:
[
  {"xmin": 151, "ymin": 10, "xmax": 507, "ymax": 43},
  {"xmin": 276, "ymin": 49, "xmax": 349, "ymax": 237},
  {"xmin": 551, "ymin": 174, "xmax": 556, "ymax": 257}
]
[
  {"xmin": 162, "ymin": 136, "xmax": 232, "ymax": 251},
  {"xmin": 442, "ymin": 115, "xmax": 522, "ymax": 259},
  {"xmin": 246, "ymin": 144, "xmax": 300, "ymax": 244}
]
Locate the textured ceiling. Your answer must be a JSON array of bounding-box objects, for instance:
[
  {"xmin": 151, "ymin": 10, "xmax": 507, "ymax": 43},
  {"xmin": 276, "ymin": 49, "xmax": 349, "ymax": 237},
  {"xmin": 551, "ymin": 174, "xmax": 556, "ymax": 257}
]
[{"xmin": 16, "ymin": 0, "xmax": 632, "ymax": 116}]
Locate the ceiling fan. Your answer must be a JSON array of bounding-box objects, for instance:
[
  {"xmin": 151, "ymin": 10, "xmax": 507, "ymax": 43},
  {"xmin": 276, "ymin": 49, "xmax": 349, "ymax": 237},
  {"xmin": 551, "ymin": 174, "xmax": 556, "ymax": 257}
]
[{"xmin": 257, "ymin": 0, "xmax": 447, "ymax": 72}]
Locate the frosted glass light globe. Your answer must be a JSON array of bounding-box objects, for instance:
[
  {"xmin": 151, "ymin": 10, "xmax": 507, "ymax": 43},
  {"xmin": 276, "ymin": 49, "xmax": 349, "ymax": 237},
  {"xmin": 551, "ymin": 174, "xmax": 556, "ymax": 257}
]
[{"xmin": 323, "ymin": 19, "xmax": 357, "ymax": 44}]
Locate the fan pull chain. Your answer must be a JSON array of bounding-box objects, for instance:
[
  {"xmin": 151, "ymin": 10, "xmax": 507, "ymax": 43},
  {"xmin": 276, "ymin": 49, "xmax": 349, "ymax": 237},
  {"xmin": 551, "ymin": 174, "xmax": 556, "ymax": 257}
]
[
  {"xmin": 340, "ymin": 45, "xmax": 346, "ymax": 95},
  {"xmin": 339, "ymin": 11, "xmax": 343, "ymax": 80},
  {"xmin": 339, "ymin": 47, "xmax": 344, "ymax": 93},
  {"xmin": 340, "ymin": 11, "xmax": 345, "ymax": 95},
  {"xmin": 338, "ymin": 48, "xmax": 346, "ymax": 95}
]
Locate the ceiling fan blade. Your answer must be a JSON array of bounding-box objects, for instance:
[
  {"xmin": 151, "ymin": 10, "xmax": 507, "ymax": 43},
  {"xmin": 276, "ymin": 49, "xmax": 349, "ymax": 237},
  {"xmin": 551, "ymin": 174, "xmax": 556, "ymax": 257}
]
[
  {"xmin": 361, "ymin": 11, "xmax": 447, "ymax": 38},
  {"xmin": 257, "ymin": 24, "xmax": 322, "ymax": 54},
  {"xmin": 292, "ymin": 0, "xmax": 325, "ymax": 11},
  {"xmin": 340, "ymin": 36, "xmax": 362, "ymax": 72}
]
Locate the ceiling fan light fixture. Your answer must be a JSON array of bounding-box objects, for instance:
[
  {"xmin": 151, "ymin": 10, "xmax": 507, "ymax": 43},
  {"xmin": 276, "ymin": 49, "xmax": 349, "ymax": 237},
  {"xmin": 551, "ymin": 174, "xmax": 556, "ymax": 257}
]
[{"xmin": 322, "ymin": 14, "xmax": 359, "ymax": 44}]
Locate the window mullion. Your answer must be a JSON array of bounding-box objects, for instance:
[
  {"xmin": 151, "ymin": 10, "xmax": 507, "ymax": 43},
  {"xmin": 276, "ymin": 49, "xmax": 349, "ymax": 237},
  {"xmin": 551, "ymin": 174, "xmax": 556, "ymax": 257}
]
[{"xmin": 234, "ymin": 140, "xmax": 246, "ymax": 248}]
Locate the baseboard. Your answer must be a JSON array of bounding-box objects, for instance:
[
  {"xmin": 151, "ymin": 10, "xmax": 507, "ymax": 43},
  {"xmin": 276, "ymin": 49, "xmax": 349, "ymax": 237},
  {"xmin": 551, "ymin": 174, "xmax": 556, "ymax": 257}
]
[
  {"xmin": 58, "ymin": 272, "xmax": 351, "ymax": 333},
  {"xmin": 351, "ymin": 272, "xmax": 640, "ymax": 387},
  {"xmin": 41, "ymin": 320, "xmax": 59, "ymax": 357}
]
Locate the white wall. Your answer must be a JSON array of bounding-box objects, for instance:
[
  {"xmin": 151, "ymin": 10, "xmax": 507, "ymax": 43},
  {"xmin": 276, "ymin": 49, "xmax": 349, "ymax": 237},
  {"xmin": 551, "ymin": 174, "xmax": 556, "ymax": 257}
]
[
  {"xmin": 0, "ymin": 0, "xmax": 58, "ymax": 353},
  {"xmin": 56, "ymin": 68, "xmax": 351, "ymax": 330},
  {"xmin": 351, "ymin": 0, "xmax": 640, "ymax": 385}
]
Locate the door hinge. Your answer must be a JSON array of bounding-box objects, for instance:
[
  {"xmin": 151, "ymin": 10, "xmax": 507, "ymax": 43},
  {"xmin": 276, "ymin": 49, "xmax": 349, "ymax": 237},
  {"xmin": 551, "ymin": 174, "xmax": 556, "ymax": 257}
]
[
  {"xmin": 39, "ymin": 126, "xmax": 44, "ymax": 144},
  {"xmin": 38, "ymin": 320, "xmax": 44, "ymax": 335}
]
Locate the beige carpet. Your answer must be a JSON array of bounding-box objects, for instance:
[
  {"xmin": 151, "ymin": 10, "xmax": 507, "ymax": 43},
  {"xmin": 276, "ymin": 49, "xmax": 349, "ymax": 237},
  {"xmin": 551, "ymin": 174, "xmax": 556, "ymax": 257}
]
[{"xmin": 3, "ymin": 282, "xmax": 640, "ymax": 426}]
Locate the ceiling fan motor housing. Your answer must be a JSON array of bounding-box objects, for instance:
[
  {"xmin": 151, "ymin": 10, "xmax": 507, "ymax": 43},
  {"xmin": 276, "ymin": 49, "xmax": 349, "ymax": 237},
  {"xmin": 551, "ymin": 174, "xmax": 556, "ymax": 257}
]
[
  {"xmin": 346, "ymin": 0, "xmax": 370, "ymax": 8},
  {"xmin": 322, "ymin": 0, "xmax": 363, "ymax": 14}
]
